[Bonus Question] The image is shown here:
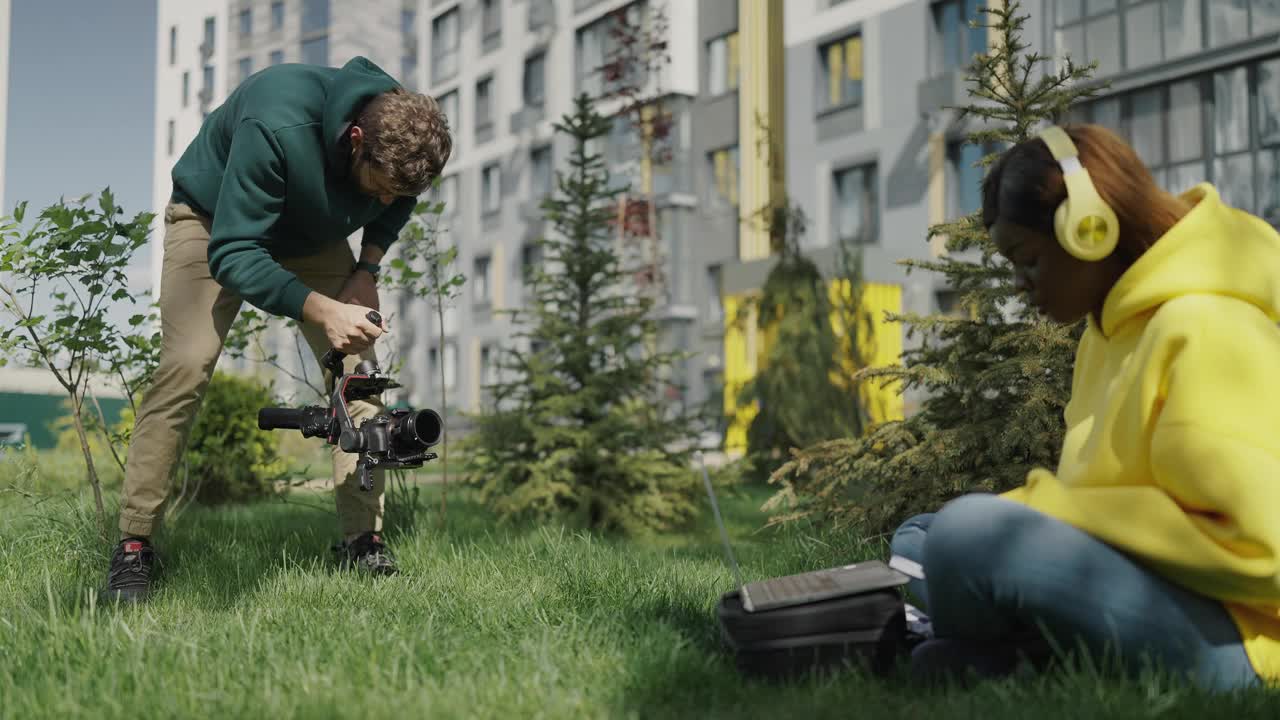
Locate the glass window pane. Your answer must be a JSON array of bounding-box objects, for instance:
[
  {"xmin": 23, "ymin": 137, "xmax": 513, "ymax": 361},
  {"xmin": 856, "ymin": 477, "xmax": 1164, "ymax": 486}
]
[
  {"xmin": 301, "ymin": 36, "xmax": 328, "ymax": 66},
  {"xmin": 1209, "ymin": 0, "xmax": 1250, "ymax": 45},
  {"xmin": 1215, "ymin": 153, "xmax": 1254, "ymax": 211},
  {"xmin": 1168, "ymin": 160, "xmax": 1205, "ymax": 195},
  {"xmin": 1056, "ymin": 25, "xmax": 1086, "ymax": 71},
  {"xmin": 1256, "ymin": 0, "xmax": 1280, "ymax": 34},
  {"xmin": 302, "ymin": 0, "xmax": 330, "ymax": 34},
  {"xmin": 269, "ymin": 50, "xmax": 284, "ymax": 65},
  {"xmin": 1130, "ymin": 88, "xmax": 1166, "ymax": 167},
  {"xmin": 1163, "ymin": 0, "xmax": 1204, "ymax": 57},
  {"xmin": 1092, "ymin": 97, "xmax": 1123, "ymax": 136},
  {"xmin": 708, "ymin": 38, "xmax": 727, "ymax": 95},
  {"xmin": 1168, "ymin": 79, "xmax": 1204, "ymax": 162},
  {"xmin": 1126, "ymin": 3, "xmax": 1162, "ymax": 69},
  {"xmin": 1088, "ymin": 15, "xmax": 1121, "ymax": 75},
  {"xmin": 1152, "ymin": 167, "xmax": 1169, "ymax": 189},
  {"xmin": 272, "ymin": 2, "xmax": 284, "ymax": 31},
  {"xmin": 1089, "ymin": 0, "xmax": 1117, "ymax": 12},
  {"xmin": 964, "ymin": 0, "xmax": 987, "ymax": 59},
  {"xmin": 1257, "ymin": 59, "xmax": 1280, "ymax": 147},
  {"xmin": 1214, "ymin": 67, "xmax": 1250, "ymax": 153},
  {"xmin": 1058, "ymin": 0, "xmax": 1084, "ymax": 23},
  {"xmin": 936, "ymin": 0, "xmax": 962, "ymax": 68},
  {"xmin": 1257, "ymin": 150, "xmax": 1280, "ymax": 223}
]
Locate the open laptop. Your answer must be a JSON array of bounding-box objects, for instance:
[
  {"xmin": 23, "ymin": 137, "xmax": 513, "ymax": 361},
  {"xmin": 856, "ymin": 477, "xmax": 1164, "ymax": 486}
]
[{"xmin": 697, "ymin": 452, "xmax": 921, "ymax": 613}]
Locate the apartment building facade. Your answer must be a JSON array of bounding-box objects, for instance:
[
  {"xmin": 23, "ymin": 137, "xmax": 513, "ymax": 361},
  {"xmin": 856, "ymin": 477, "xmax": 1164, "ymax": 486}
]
[{"xmin": 149, "ymin": 0, "xmax": 1278, "ymax": 441}]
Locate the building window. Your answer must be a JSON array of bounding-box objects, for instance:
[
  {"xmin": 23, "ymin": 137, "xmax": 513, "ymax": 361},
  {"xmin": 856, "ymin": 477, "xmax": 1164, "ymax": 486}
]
[
  {"xmin": 270, "ymin": 50, "xmax": 284, "ymax": 65},
  {"xmin": 819, "ymin": 33, "xmax": 863, "ymax": 113},
  {"xmin": 435, "ymin": 174, "xmax": 459, "ymax": 215},
  {"xmin": 182, "ymin": 71, "xmax": 190, "ymax": 107},
  {"xmin": 931, "ymin": 0, "xmax": 987, "ymax": 75},
  {"xmin": 709, "ymin": 146, "xmax": 740, "ymax": 207},
  {"xmin": 203, "ymin": 17, "xmax": 216, "ymax": 52},
  {"xmin": 301, "ymin": 36, "xmax": 328, "ymax": 66},
  {"xmin": 271, "ymin": 1, "xmax": 285, "ymax": 31},
  {"xmin": 521, "ymin": 242, "xmax": 543, "ymax": 283},
  {"xmin": 302, "ymin": 0, "xmax": 330, "ymax": 34},
  {"xmin": 432, "ymin": 8, "xmax": 460, "ymax": 84},
  {"xmin": 476, "ymin": 75, "xmax": 494, "ymax": 138},
  {"xmin": 169, "ymin": 25, "xmax": 177, "ymax": 65},
  {"xmin": 524, "ymin": 52, "xmax": 546, "ymax": 108},
  {"xmin": 832, "ymin": 163, "xmax": 878, "ymax": 244},
  {"xmin": 480, "ymin": 345, "xmax": 498, "ymax": 387},
  {"xmin": 202, "ymin": 64, "xmax": 215, "ymax": 94},
  {"xmin": 474, "ymin": 255, "xmax": 492, "ymax": 304},
  {"xmin": 531, "ymin": 145, "xmax": 553, "ymax": 198},
  {"xmin": 706, "ymin": 264, "xmax": 723, "ymax": 321},
  {"xmin": 401, "ymin": 8, "xmax": 416, "ymax": 35},
  {"xmin": 947, "ymin": 141, "xmax": 1000, "ymax": 218},
  {"xmin": 167, "ymin": 119, "xmax": 175, "ymax": 156},
  {"xmin": 238, "ymin": 8, "xmax": 252, "ymax": 39},
  {"xmin": 438, "ymin": 90, "xmax": 459, "ymax": 140},
  {"xmin": 706, "ymin": 31, "xmax": 739, "ymax": 95},
  {"xmin": 482, "ymin": 0, "xmax": 502, "ymax": 48},
  {"xmin": 576, "ymin": 1, "xmax": 645, "ymax": 97},
  {"xmin": 238, "ymin": 57, "xmax": 254, "ymax": 83},
  {"xmin": 1074, "ymin": 57, "xmax": 1280, "ymax": 222},
  {"xmin": 482, "ymin": 163, "xmax": 502, "ymax": 215},
  {"xmin": 1050, "ymin": 0, "xmax": 1273, "ymax": 77}
]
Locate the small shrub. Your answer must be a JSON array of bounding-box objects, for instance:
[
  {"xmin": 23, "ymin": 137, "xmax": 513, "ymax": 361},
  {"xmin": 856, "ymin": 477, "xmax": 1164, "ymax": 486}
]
[{"xmin": 182, "ymin": 372, "xmax": 289, "ymax": 505}]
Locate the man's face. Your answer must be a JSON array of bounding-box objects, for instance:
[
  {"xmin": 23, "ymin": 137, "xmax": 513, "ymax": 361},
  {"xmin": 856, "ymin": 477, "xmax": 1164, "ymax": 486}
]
[{"xmin": 348, "ymin": 126, "xmax": 398, "ymax": 205}]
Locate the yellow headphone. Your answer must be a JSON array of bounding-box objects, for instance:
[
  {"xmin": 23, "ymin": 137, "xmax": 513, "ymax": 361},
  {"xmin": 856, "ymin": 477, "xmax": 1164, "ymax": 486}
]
[{"xmin": 1037, "ymin": 125, "xmax": 1120, "ymax": 262}]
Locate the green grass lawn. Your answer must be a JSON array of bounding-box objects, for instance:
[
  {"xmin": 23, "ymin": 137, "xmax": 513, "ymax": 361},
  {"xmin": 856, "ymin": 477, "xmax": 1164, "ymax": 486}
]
[{"xmin": 2, "ymin": 481, "xmax": 1279, "ymax": 719}]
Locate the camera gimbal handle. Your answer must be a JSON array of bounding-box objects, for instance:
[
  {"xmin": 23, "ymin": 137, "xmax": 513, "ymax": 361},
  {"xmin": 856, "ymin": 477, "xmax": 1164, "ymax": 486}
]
[{"xmin": 320, "ymin": 310, "xmax": 401, "ymax": 491}]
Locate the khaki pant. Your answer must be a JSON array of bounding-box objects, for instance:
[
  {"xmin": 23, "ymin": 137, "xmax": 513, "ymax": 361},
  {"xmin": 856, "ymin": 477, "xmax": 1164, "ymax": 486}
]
[{"xmin": 118, "ymin": 202, "xmax": 386, "ymax": 538}]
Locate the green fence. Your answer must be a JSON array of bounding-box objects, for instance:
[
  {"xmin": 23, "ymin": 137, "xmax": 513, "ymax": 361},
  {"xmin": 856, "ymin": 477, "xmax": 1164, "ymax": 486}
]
[{"xmin": 0, "ymin": 392, "xmax": 128, "ymax": 449}]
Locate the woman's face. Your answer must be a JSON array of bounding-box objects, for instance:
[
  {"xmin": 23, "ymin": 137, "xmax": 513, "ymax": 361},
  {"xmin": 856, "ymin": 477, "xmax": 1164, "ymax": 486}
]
[{"xmin": 990, "ymin": 220, "xmax": 1123, "ymax": 324}]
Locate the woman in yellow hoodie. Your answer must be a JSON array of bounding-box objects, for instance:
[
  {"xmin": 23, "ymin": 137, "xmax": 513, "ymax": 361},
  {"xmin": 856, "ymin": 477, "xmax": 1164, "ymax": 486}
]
[{"xmin": 889, "ymin": 124, "xmax": 1280, "ymax": 691}]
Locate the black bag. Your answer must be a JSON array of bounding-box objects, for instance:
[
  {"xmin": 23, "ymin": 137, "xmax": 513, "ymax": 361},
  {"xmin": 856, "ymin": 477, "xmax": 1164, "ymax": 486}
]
[{"xmin": 717, "ymin": 582, "xmax": 909, "ymax": 681}]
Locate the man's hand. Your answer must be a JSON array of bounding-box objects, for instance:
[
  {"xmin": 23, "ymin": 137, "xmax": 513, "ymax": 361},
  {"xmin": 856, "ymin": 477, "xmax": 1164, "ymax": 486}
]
[
  {"xmin": 302, "ymin": 293, "xmax": 388, "ymax": 355},
  {"xmin": 336, "ymin": 269, "xmax": 380, "ymax": 311}
]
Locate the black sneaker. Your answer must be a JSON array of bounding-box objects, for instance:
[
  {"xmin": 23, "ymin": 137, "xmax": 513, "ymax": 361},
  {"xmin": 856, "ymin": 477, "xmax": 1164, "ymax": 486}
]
[
  {"xmin": 102, "ymin": 538, "xmax": 160, "ymax": 604},
  {"xmin": 333, "ymin": 531, "xmax": 398, "ymax": 576}
]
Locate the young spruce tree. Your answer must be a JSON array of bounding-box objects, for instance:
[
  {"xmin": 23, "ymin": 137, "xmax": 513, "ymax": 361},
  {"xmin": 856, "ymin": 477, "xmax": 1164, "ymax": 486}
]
[
  {"xmin": 738, "ymin": 200, "xmax": 872, "ymax": 482},
  {"xmin": 766, "ymin": 2, "xmax": 1104, "ymax": 537},
  {"xmin": 463, "ymin": 94, "xmax": 700, "ymax": 534}
]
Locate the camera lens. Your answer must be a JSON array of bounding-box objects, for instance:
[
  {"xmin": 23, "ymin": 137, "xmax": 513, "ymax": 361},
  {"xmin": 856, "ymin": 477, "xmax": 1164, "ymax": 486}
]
[{"xmin": 391, "ymin": 408, "xmax": 443, "ymax": 453}]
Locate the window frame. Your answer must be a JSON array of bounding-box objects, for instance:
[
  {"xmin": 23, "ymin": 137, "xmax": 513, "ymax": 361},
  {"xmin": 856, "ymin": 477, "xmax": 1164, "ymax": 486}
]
[
  {"xmin": 831, "ymin": 161, "xmax": 880, "ymax": 246},
  {"xmin": 817, "ymin": 31, "xmax": 864, "ymax": 115}
]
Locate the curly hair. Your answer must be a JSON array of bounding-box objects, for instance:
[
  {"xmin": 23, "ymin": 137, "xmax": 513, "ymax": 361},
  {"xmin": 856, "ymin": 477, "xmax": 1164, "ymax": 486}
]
[{"xmin": 354, "ymin": 88, "xmax": 453, "ymax": 196}]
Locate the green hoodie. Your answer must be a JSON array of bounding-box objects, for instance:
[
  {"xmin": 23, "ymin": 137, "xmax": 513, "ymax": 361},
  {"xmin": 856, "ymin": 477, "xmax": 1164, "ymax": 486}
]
[{"xmin": 170, "ymin": 56, "xmax": 416, "ymax": 321}]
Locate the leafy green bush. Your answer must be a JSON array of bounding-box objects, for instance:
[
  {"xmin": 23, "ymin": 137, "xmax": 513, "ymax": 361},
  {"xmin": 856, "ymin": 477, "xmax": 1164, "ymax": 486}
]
[{"xmin": 182, "ymin": 372, "xmax": 289, "ymax": 505}]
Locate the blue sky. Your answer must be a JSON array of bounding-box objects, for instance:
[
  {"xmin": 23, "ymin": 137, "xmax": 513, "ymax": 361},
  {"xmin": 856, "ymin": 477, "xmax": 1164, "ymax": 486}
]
[{"xmin": 5, "ymin": 0, "xmax": 157, "ymax": 286}]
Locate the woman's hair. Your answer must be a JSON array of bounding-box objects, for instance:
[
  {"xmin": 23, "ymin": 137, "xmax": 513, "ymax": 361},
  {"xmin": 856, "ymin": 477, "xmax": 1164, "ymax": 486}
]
[
  {"xmin": 354, "ymin": 88, "xmax": 453, "ymax": 196},
  {"xmin": 981, "ymin": 124, "xmax": 1191, "ymax": 261}
]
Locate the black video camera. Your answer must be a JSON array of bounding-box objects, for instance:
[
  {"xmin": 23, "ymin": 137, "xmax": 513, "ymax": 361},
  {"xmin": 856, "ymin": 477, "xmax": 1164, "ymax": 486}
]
[{"xmin": 257, "ymin": 310, "xmax": 443, "ymax": 491}]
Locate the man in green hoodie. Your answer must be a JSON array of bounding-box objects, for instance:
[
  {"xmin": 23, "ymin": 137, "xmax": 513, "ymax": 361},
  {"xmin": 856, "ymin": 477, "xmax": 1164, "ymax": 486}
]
[{"xmin": 103, "ymin": 57, "xmax": 452, "ymax": 603}]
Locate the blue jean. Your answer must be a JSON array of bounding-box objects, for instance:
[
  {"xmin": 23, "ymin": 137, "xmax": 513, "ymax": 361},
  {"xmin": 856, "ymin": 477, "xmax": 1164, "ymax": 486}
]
[{"xmin": 889, "ymin": 493, "xmax": 1261, "ymax": 692}]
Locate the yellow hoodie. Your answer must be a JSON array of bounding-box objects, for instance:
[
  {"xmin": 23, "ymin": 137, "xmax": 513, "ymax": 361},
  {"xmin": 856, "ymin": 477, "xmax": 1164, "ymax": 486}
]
[{"xmin": 1001, "ymin": 184, "xmax": 1280, "ymax": 681}]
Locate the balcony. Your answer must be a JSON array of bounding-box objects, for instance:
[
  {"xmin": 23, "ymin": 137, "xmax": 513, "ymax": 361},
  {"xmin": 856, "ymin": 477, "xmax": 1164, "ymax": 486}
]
[
  {"xmin": 508, "ymin": 105, "xmax": 545, "ymax": 134},
  {"xmin": 917, "ymin": 69, "xmax": 967, "ymax": 117},
  {"xmin": 199, "ymin": 40, "xmax": 214, "ymax": 61}
]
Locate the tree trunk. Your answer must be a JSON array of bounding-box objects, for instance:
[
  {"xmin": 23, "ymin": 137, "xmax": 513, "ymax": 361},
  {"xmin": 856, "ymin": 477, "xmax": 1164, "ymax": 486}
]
[{"xmin": 71, "ymin": 394, "xmax": 108, "ymax": 536}]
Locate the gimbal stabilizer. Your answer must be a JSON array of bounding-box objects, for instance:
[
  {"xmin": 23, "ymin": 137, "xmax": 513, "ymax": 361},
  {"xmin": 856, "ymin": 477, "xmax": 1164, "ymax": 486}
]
[{"xmin": 257, "ymin": 310, "xmax": 443, "ymax": 491}]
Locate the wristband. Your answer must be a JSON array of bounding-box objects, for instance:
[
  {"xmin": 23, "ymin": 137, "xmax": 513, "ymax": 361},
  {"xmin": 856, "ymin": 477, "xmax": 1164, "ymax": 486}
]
[{"xmin": 355, "ymin": 260, "xmax": 381, "ymax": 277}]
